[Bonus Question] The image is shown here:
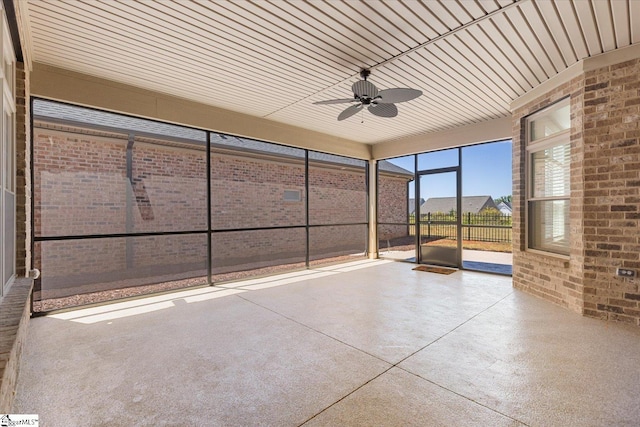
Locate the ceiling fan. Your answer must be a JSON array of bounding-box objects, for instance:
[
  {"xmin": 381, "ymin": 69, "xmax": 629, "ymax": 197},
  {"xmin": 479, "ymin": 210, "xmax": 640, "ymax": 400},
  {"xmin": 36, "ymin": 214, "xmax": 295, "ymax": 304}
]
[{"xmin": 313, "ymin": 69, "xmax": 422, "ymax": 121}]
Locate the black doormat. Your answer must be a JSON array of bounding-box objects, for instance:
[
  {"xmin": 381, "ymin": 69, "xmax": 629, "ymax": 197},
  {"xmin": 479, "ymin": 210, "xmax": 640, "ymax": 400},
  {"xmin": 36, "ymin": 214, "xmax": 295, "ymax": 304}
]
[{"xmin": 412, "ymin": 265, "xmax": 457, "ymax": 275}]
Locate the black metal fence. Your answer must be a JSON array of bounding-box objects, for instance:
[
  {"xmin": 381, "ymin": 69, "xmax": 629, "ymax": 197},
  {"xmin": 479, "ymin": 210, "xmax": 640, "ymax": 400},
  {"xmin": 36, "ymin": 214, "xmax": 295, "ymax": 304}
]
[{"xmin": 409, "ymin": 212, "xmax": 512, "ymax": 243}]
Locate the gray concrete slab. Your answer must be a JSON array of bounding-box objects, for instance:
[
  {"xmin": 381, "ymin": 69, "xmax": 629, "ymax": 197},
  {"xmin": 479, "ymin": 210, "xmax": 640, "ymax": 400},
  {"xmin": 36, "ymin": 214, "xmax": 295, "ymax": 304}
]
[
  {"xmin": 463, "ymin": 249, "xmax": 512, "ymax": 265},
  {"xmin": 13, "ymin": 260, "xmax": 640, "ymax": 426},
  {"xmin": 303, "ymin": 367, "xmax": 524, "ymax": 427},
  {"xmin": 240, "ymin": 261, "xmax": 514, "ymax": 363},
  {"xmin": 13, "ymin": 285, "xmax": 390, "ymax": 426},
  {"xmin": 399, "ymin": 291, "xmax": 640, "ymax": 427}
]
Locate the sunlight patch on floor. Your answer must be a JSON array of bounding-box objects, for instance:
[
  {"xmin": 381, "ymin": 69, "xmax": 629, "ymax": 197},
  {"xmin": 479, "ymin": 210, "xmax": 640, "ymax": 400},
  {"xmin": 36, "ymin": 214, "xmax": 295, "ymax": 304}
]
[{"xmin": 48, "ymin": 259, "xmax": 390, "ymax": 324}]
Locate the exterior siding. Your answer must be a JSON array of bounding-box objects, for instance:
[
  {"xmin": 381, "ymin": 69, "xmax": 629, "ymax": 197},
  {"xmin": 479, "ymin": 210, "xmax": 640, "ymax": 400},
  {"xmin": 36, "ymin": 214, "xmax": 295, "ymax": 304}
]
[
  {"xmin": 581, "ymin": 59, "xmax": 640, "ymax": 325},
  {"xmin": 512, "ymin": 58, "xmax": 640, "ymax": 326},
  {"xmin": 512, "ymin": 75, "xmax": 586, "ymax": 314},
  {"xmin": 32, "ymin": 122, "xmax": 407, "ymax": 299},
  {"xmin": 15, "ymin": 62, "xmax": 29, "ymax": 277},
  {"xmin": 377, "ymin": 172, "xmax": 409, "ymax": 240}
]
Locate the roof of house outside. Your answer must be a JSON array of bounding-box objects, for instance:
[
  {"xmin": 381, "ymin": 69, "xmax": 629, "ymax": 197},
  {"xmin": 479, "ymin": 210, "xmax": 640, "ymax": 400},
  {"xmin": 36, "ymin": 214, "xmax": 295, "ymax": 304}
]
[
  {"xmin": 408, "ymin": 198, "xmax": 425, "ymax": 215},
  {"xmin": 497, "ymin": 202, "xmax": 513, "ymax": 215},
  {"xmin": 33, "ymin": 99, "xmax": 410, "ymax": 176},
  {"xmin": 420, "ymin": 196, "xmax": 498, "ymax": 214},
  {"xmin": 379, "ymin": 161, "xmax": 414, "ymax": 176}
]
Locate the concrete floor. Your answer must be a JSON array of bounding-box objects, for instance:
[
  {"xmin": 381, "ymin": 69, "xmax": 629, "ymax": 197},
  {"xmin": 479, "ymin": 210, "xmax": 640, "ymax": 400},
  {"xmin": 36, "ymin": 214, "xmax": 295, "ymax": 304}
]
[{"xmin": 13, "ymin": 259, "xmax": 640, "ymax": 426}]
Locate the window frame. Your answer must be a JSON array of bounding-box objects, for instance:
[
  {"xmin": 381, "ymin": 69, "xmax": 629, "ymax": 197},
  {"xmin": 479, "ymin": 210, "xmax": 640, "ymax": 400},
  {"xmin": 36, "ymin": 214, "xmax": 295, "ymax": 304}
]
[
  {"xmin": 0, "ymin": 6, "xmax": 16, "ymax": 298},
  {"xmin": 525, "ymin": 98, "xmax": 571, "ymax": 257}
]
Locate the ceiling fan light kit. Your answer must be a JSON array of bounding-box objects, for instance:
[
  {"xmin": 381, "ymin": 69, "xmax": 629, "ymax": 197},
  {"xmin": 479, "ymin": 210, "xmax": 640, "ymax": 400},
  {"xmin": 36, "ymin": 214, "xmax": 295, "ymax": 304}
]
[{"xmin": 314, "ymin": 69, "xmax": 422, "ymax": 121}]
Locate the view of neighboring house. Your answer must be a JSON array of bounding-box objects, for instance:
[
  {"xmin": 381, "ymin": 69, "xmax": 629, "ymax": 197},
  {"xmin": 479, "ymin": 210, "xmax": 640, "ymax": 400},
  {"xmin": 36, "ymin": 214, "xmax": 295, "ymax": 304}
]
[
  {"xmin": 408, "ymin": 198, "xmax": 425, "ymax": 216},
  {"xmin": 419, "ymin": 195, "xmax": 499, "ymax": 215},
  {"xmin": 31, "ymin": 100, "xmax": 412, "ymax": 301},
  {"xmin": 497, "ymin": 201, "xmax": 512, "ymax": 216}
]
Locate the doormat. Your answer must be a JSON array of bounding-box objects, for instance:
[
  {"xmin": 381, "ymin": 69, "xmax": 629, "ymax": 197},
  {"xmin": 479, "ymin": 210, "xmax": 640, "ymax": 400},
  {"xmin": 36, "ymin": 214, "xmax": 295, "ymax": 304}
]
[{"xmin": 412, "ymin": 265, "xmax": 457, "ymax": 275}]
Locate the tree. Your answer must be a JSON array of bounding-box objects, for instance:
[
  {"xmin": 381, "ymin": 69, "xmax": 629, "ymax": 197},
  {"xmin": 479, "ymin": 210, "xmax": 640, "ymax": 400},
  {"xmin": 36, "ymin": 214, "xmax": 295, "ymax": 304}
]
[
  {"xmin": 479, "ymin": 207, "xmax": 502, "ymax": 216},
  {"xmin": 495, "ymin": 195, "xmax": 512, "ymax": 204}
]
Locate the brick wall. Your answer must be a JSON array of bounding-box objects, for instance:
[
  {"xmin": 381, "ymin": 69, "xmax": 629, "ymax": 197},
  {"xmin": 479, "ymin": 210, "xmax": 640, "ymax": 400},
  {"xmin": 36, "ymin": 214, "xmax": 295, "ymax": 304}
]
[
  {"xmin": 133, "ymin": 143, "xmax": 207, "ymax": 232},
  {"xmin": 309, "ymin": 162, "xmax": 367, "ymax": 224},
  {"xmin": 212, "ymin": 154, "xmax": 304, "ymax": 229},
  {"xmin": 377, "ymin": 173, "xmax": 409, "ymax": 240},
  {"xmin": 512, "ymin": 57, "xmax": 640, "ymax": 327},
  {"xmin": 0, "ymin": 278, "xmax": 32, "ymax": 413},
  {"xmin": 34, "ymin": 129, "xmax": 129, "ymax": 236},
  {"xmin": 32, "ymin": 124, "xmax": 384, "ymax": 297},
  {"xmin": 512, "ymin": 76, "xmax": 585, "ymax": 314},
  {"xmin": 34, "ymin": 126, "xmax": 370, "ymax": 234},
  {"xmin": 15, "ymin": 62, "xmax": 29, "ymax": 276},
  {"xmin": 581, "ymin": 59, "xmax": 640, "ymax": 325}
]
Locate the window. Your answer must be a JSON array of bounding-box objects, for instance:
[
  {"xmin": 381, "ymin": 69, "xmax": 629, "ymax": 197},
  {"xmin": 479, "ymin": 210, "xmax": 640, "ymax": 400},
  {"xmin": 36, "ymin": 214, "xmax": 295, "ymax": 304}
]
[
  {"xmin": 3, "ymin": 55, "xmax": 14, "ymax": 99},
  {"xmin": 283, "ymin": 189, "xmax": 301, "ymax": 202},
  {"xmin": 526, "ymin": 98, "xmax": 570, "ymax": 255},
  {"xmin": 1, "ymin": 9, "xmax": 16, "ymax": 298},
  {"xmin": 4, "ymin": 111, "xmax": 13, "ymax": 192}
]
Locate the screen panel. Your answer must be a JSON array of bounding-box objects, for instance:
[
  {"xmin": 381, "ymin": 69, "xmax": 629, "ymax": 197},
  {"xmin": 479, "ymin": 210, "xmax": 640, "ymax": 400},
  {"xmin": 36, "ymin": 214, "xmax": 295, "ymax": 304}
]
[
  {"xmin": 34, "ymin": 234, "xmax": 208, "ymax": 310},
  {"xmin": 211, "ymin": 228, "xmax": 306, "ymax": 278},
  {"xmin": 308, "ymin": 152, "xmax": 367, "ymax": 226}
]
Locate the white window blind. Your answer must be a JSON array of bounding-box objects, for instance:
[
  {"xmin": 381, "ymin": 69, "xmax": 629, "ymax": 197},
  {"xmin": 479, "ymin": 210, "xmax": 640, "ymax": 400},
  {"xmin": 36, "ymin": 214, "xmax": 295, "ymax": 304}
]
[
  {"xmin": 531, "ymin": 143, "xmax": 570, "ymax": 198},
  {"xmin": 526, "ymin": 99, "xmax": 571, "ymax": 256}
]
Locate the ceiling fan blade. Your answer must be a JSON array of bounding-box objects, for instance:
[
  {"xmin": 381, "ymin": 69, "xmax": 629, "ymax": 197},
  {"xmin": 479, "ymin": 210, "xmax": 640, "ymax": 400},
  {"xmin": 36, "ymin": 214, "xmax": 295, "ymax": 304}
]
[
  {"xmin": 352, "ymin": 80, "xmax": 378, "ymax": 98},
  {"xmin": 313, "ymin": 98, "xmax": 357, "ymax": 105},
  {"xmin": 338, "ymin": 104, "xmax": 364, "ymax": 121},
  {"xmin": 377, "ymin": 88, "xmax": 422, "ymax": 103},
  {"xmin": 368, "ymin": 103, "xmax": 398, "ymax": 118}
]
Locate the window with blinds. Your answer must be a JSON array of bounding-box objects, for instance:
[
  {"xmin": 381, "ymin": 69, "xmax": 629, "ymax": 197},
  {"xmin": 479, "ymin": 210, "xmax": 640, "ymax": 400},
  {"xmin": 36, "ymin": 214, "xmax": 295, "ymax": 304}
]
[{"xmin": 526, "ymin": 98, "xmax": 570, "ymax": 256}]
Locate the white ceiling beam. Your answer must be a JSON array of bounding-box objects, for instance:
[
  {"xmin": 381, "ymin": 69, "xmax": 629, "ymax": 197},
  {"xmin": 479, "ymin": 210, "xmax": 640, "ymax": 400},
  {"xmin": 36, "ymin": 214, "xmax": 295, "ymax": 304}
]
[
  {"xmin": 371, "ymin": 117, "xmax": 512, "ymax": 160},
  {"xmin": 30, "ymin": 63, "xmax": 372, "ymax": 160}
]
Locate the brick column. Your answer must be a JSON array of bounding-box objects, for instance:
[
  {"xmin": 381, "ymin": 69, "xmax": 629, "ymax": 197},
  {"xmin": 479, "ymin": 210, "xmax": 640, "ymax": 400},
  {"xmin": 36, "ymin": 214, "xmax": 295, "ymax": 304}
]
[
  {"xmin": 581, "ymin": 59, "xmax": 640, "ymax": 325},
  {"xmin": 15, "ymin": 61, "xmax": 30, "ymax": 277},
  {"xmin": 512, "ymin": 55, "xmax": 640, "ymax": 327},
  {"xmin": 368, "ymin": 159, "xmax": 378, "ymax": 259}
]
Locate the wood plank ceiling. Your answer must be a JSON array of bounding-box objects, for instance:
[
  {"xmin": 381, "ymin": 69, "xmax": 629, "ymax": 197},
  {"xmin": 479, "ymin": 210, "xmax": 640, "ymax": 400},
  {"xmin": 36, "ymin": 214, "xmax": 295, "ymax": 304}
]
[{"xmin": 24, "ymin": 0, "xmax": 640, "ymax": 144}]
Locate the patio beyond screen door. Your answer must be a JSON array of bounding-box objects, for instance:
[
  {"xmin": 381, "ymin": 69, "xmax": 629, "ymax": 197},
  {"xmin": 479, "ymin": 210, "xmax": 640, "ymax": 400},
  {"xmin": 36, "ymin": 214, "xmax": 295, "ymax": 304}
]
[{"xmin": 378, "ymin": 141, "xmax": 512, "ymax": 274}]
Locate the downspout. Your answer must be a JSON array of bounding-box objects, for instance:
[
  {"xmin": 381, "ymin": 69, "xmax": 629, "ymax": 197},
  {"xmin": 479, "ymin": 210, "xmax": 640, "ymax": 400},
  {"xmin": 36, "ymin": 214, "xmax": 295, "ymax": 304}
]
[
  {"xmin": 305, "ymin": 151, "xmax": 310, "ymax": 268},
  {"xmin": 206, "ymin": 132, "xmax": 212, "ymax": 285},
  {"xmin": 406, "ymin": 179, "xmax": 411, "ymax": 236},
  {"xmin": 126, "ymin": 133, "xmax": 135, "ymax": 269}
]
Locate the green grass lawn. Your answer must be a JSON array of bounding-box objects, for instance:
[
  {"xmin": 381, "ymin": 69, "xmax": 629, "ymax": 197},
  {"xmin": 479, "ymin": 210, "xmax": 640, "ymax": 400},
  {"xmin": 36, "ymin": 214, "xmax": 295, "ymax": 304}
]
[{"xmin": 423, "ymin": 239, "xmax": 512, "ymax": 253}]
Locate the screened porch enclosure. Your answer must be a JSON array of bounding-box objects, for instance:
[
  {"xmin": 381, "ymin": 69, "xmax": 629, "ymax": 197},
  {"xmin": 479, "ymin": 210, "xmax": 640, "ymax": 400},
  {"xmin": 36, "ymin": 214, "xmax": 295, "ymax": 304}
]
[
  {"xmin": 377, "ymin": 142, "xmax": 513, "ymax": 273},
  {"xmin": 32, "ymin": 100, "xmax": 369, "ymax": 311}
]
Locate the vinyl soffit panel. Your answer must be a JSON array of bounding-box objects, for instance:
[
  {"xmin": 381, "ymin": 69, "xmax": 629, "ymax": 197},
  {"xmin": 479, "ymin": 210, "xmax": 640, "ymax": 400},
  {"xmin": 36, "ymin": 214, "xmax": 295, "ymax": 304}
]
[{"xmin": 24, "ymin": 0, "xmax": 640, "ymax": 145}]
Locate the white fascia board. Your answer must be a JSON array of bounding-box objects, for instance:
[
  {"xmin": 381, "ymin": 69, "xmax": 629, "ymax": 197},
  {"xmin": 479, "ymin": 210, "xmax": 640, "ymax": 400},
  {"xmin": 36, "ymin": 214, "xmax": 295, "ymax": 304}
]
[{"xmin": 371, "ymin": 116, "xmax": 512, "ymax": 160}]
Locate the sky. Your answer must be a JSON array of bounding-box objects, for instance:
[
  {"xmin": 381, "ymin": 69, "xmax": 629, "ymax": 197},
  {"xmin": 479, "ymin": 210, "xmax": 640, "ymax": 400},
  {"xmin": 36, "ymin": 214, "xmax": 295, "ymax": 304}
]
[{"xmin": 385, "ymin": 140, "xmax": 512, "ymax": 201}]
